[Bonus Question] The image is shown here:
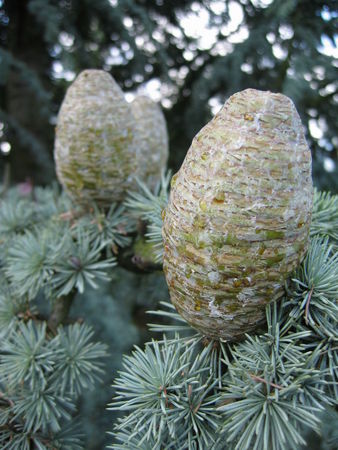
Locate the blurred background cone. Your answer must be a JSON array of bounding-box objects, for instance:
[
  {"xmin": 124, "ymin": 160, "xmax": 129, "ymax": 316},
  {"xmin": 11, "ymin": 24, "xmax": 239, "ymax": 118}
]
[{"xmin": 131, "ymin": 95, "xmax": 169, "ymax": 190}]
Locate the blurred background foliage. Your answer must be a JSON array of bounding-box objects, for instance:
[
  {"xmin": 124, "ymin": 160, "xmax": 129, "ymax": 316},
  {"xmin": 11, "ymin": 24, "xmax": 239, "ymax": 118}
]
[{"xmin": 0, "ymin": 0, "xmax": 337, "ymax": 190}]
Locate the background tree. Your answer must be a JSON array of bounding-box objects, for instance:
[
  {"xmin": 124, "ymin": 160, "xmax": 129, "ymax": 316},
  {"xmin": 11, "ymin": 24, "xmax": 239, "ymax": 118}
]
[{"xmin": 0, "ymin": 0, "xmax": 337, "ymax": 189}]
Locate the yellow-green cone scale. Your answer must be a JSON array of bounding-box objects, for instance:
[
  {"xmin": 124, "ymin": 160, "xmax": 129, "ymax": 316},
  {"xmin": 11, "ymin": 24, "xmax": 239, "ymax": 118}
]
[
  {"xmin": 54, "ymin": 69, "xmax": 138, "ymax": 206},
  {"xmin": 131, "ymin": 95, "xmax": 169, "ymax": 190},
  {"xmin": 162, "ymin": 89, "xmax": 313, "ymax": 341}
]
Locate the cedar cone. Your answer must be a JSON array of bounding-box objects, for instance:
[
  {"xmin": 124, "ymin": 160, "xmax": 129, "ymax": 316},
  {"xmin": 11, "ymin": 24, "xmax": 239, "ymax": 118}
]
[
  {"xmin": 131, "ymin": 95, "xmax": 169, "ymax": 190},
  {"xmin": 162, "ymin": 89, "xmax": 313, "ymax": 341},
  {"xmin": 54, "ymin": 69, "xmax": 138, "ymax": 207}
]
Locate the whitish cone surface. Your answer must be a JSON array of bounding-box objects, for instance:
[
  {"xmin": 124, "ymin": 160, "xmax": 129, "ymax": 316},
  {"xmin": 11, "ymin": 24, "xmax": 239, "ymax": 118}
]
[
  {"xmin": 163, "ymin": 89, "xmax": 313, "ymax": 341},
  {"xmin": 131, "ymin": 96, "xmax": 169, "ymax": 189},
  {"xmin": 54, "ymin": 69, "xmax": 138, "ymax": 206}
]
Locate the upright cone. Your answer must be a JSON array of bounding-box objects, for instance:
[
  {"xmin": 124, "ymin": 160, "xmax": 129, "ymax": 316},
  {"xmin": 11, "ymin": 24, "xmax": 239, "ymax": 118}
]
[
  {"xmin": 162, "ymin": 89, "xmax": 313, "ymax": 341},
  {"xmin": 131, "ymin": 95, "xmax": 169, "ymax": 189},
  {"xmin": 54, "ymin": 69, "xmax": 138, "ymax": 207}
]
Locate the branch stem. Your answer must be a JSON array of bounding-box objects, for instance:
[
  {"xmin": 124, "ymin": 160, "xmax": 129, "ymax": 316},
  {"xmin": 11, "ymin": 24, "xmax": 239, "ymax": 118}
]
[
  {"xmin": 249, "ymin": 374, "xmax": 283, "ymax": 390},
  {"xmin": 48, "ymin": 292, "xmax": 75, "ymax": 332}
]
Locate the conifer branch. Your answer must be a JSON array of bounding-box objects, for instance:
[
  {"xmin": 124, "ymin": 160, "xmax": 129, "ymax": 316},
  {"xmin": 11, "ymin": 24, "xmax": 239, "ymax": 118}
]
[{"xmin": 311, "ymin": 189, "xmax": 338, "ymax": 245}]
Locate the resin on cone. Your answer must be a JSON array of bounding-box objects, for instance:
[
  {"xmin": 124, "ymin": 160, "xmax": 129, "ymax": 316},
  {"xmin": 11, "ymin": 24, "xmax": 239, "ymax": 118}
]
[
  {"xmin": 131, "ymin": 95, "xmax": 169, "ymax": 190},
  {"xmin": 162, "ymin": 89, "xmax": 313, "ymax": 341},
  {"xmin": 54, "ymin": 69, "xmax": 138, "ymax": 206}
]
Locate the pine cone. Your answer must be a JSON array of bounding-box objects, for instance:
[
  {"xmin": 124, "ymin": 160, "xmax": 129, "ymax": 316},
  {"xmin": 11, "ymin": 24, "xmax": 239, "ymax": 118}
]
[
  {"xmin": 131, "ymin": 95, "xmax": 169, "ymax": 189},
  {"xmin": 54, "ymin": 69, "xmax": 138, "ymax": 207},
  {"xmin": 162, "ymin": 89, "xmax": 313, "ymax": 341}
]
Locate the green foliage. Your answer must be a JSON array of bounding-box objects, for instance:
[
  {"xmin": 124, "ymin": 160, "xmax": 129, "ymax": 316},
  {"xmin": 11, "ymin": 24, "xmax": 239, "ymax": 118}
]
[
  {"xmin": 311, "ymin": 189, "xmax": 338, "ymax": 244},
  {"xmin": 0, "ymin": 319, "xmax": 107, "ymax": 449},
  {"xmin": 148, "ymin": 301, "xmax": 197, "ymax": 336},
  {"xmin": 5, "ymin": 226, "xmax": 116, "ymax": 299},
  {"xmin": 124, "ymin": 172, "xmax": 171, "ymax": 262},
  {"xmin": 75, "ymin": 203, "xmax": 134, "ymax": 253},
  {"xmin": 110, "ymin": 337, "xmax": 221, "ymax": 449},
  {"xmin": 218, "ymin": 305, "xmax": 331, "ymax": 450},
  {"xmin": 51, "ymin": 231, "xmax": 116, "ymax": 296},
  {"xmin": 285, "ymin": 235, "xmax": 338, "ymax": 403},
  {"xmin": 6, "ymin": 230, "xmax": 53, "ymax": 299},
  {"xmin": 0, "ymin": 283, "xmax": 27, "ymax": 338},
  {"xmin": 49, "ymin": 323, "xmax": 107, "ymax": 397},
  {"xmin": 0, "ymin": 187, "xmax": 135, "ymax": 301},
  {"xmin": 0, "ymin": 198, "xmax": 38, "ymax": 238},
  {"xmin": 1, "ymin": 321, "xmax": 54, "ymax": 391},
  {"xmin": 27, "ymin": 0, "xmax": 62, "ymax": 42},
  {"xmin": 0, "ymin": 186, "xmax": 71, "ymax": 248},
  {"xmin": 313, "ymin": 408, "xmax": 338, "ymax": 450},
  {"xmin": 0, "ymin": 185, "xmax": 139, "ymax": 449},
  {"xmin": 287, "ymin": 236, "xmax": 337, "ymax": 334}
]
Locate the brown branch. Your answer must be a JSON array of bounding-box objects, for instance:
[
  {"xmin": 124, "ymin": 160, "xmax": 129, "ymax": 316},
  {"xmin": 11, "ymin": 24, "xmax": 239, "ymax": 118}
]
[
  {"xmin": 47, "ymin": 292, "xmax": 76, "ymax": 332},
  {"xmin": 249, "ymin": 374, "xmax": 283, "ymax": 391},
  {"xmin": 0, "ymin": 162, "xmax": 10, "ymax": 198},
  {"xmin": 193, "ymin": 402, "xmax": 202, "ymax": 414},
  {"xmin": 0, "ymin": 391, "xmax": 14, "ymax": 408}
]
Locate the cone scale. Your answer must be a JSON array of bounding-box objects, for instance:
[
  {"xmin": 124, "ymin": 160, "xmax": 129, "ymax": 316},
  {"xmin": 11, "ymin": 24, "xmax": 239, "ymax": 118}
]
[{"xmin": 163, "ymin": 89, "xmax": 313, "ymax": 341}]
